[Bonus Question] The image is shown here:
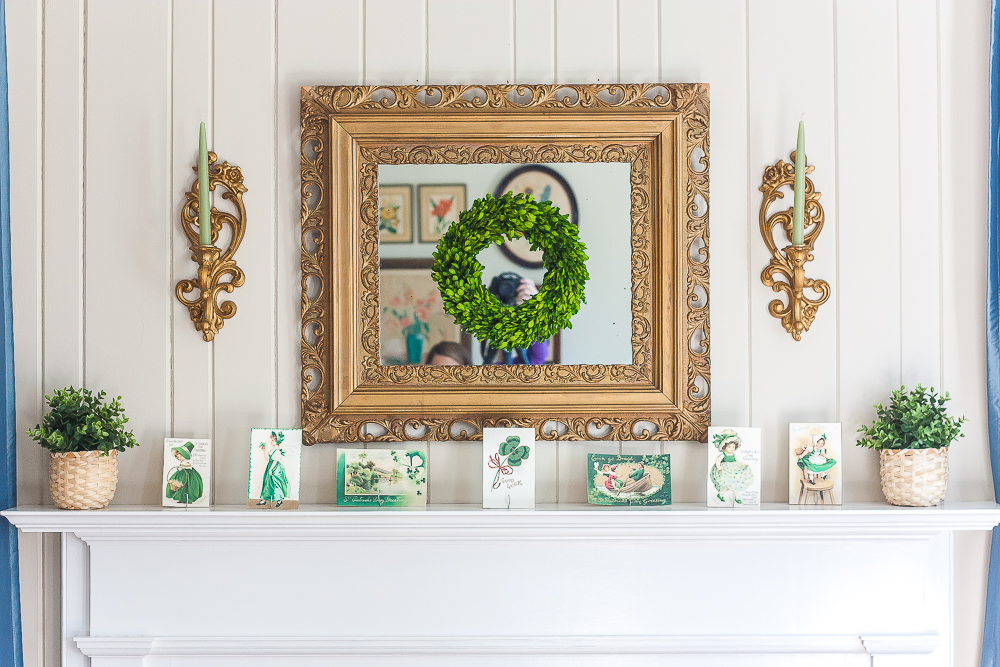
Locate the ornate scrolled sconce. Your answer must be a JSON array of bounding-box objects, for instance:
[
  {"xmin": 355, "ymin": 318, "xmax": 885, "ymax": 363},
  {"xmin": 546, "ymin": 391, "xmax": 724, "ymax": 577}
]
[
  {"xmin": 759, "ymin": 152, "xmax": 830, "ymax": 340},
  {"xmin": 175, "ymin": 152, "xmax": 247, "ymax": 341}
]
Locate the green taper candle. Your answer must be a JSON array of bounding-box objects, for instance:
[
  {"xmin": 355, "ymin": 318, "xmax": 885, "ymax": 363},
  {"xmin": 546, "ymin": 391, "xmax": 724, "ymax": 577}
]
[
  {"xmin": 198, "ymin": 122, "xmax": 211, "ymax": 246},
  {"xmin": 792, "ymin": 120, "xmax": 805, "ymax": 246}
]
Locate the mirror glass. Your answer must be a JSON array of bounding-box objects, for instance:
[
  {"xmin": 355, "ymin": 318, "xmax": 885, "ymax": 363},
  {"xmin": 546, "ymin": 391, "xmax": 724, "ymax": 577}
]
[{"xmin": 377, "ymin": 162, "xmax": 632, "ymax": 367}]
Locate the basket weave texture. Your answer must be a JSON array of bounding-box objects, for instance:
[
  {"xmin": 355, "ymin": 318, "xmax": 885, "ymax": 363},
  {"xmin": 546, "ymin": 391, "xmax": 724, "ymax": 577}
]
[
  {"xmin": 49, "ymin": 450, "xmax": 118, "ymax": 510},
  {"xmin": 878, "ymin": 447, "xmax": 949, "ymax": 507}
]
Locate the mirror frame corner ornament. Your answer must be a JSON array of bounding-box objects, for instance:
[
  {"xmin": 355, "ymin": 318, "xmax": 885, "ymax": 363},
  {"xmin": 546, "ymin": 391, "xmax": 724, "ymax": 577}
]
[{"xmin": 300, "ymin": 83, "xmax": 710, "ymax": 444}]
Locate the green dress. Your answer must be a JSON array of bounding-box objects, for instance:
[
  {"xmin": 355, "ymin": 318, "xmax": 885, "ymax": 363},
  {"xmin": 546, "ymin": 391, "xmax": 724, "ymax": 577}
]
[
  {"xmin": 710, "ymin": 452, "xmax": 753, "ymax": 495},
  {"xmin": 798, "ymin": 451, "xmax": 837, "ymax": 474},
  {"xmin": 260, "ymin": 449, "xmax": 289, "ymax": 502},
  {"xmin": 165, "ymin": 464, "xmax": 204, "ymax": 504}
]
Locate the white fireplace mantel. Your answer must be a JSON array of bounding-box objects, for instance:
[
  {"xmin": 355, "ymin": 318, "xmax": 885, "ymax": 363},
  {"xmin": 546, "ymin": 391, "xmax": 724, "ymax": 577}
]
[{"xmin": 7, "ymin": 502, "xmax": 1000, "ymax": 667}]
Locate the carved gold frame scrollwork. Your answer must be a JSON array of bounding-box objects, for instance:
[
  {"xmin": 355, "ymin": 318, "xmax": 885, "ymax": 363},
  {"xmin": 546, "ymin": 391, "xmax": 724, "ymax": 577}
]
[{"xmin": 300, "ymin": 84, "xmax": 710, "ymax": 443}]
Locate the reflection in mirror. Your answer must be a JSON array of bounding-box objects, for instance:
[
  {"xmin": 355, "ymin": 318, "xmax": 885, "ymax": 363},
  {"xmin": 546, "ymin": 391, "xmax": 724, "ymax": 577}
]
[{"xmin": 378, "ymin": 162, "xmax": 632, "ymax": 367}]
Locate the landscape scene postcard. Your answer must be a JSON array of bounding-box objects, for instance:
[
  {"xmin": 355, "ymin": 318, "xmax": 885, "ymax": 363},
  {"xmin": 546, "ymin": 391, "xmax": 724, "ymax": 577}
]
[
  {"xmin": 337, "ymin": 448, "xmax": 427, "ymax": 507},
  {"xmin": 587, "ymin": 453, "xmax": 671, "ymax": 505},
  {"xmin": 788, "ymin": 422, "xmax": 842, "ymax": 505},
  {"xmin": 707, "ymin": 427, "xmax": 761, "ymax": 508},
  {"xmin": 162, "ymin": 438, "xmax": 211, "ymax": 508},
  {"xmin": 482, "ymin": 427, "xmax": 535, "ymax": 509},
  {"xmin": 247, "ymin": 428, "xmax": 302, "ymax": 510}
]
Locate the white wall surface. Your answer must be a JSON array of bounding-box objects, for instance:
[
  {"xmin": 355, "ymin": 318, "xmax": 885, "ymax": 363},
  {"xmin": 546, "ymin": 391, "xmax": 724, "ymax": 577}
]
[{"xmin": 3, "ymin": 0, "xmax": 995, "ymax": 665}]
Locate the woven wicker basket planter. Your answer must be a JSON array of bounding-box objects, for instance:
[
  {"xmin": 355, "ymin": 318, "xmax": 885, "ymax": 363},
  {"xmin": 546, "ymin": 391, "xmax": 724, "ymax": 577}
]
[
  {"xmin": 49, "ymin": 450, "xmax": 119, "ymax": 510},
  {"xmin": 878, "ymin": 447, "xmax": 949, "ymax": 507}
]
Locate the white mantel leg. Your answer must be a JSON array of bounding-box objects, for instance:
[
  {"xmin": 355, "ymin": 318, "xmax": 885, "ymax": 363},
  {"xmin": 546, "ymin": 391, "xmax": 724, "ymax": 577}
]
[{"xmin": 62, "ymin": 533, "xmax": 89, "ymax": 667}]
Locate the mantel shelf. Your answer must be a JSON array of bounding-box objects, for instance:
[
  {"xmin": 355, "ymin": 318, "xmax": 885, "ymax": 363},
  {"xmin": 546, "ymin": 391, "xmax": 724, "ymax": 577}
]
[{"xmin": 5, "ymin": 501, "xmax": 1000, "ymax": 541}]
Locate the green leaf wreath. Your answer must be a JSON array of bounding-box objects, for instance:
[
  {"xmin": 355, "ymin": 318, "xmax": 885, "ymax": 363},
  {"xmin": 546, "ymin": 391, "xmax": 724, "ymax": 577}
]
[{"xmin": 431, "ymin": 191, "xmax": 589, "ymax": 351}]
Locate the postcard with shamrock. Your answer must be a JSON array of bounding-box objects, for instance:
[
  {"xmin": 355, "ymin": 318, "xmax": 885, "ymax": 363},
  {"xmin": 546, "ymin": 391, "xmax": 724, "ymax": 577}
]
[
  {"xmin": 162, "ymin": 438, "xmax": 211, "ymax": 508},
  {"xmin": 789, "ymin": 423, "xmax": 842, "ymax": 505},
  {"xmin": 587, "ymin": 453, "xmax": 671, "ymax": 505},
  {"xmin": 707, "ymin": 427, "xmax": 761, "ymax": 508},
  {"xmin": 337, "ymin": 448, "xmax": 427, "ymax": 507},
  {"xmin": 247, "ymin": 428, "xmax": 302, "ymax": 510},
  {"xmin": 482, "ymin": 427, "xmax": 535, "ymax": 509}
]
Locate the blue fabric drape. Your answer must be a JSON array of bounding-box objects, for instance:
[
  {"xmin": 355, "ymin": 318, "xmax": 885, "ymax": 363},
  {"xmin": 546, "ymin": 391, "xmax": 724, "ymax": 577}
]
[
  {"xmin": 0, "ymin": 0, "xmax": 22, "ymax": 663},
  {"xmin": 986, "ymin": 2, "xmax": 1000, "ymax": 664}
]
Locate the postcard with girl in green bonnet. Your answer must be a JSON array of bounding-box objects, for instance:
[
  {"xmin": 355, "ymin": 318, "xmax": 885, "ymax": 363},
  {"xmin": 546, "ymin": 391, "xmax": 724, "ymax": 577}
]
[
  {"xmin": 162, "ymin": 438, "xmax": 211, "ymax": 508},
  {"xmin": 707, "ymin": 427, "xmax": 761, "ymax": 508}
]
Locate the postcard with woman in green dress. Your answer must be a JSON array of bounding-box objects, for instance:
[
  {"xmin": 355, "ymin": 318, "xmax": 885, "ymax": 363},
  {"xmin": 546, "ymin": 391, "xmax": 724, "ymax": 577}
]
[
  {"xmin": 789, "ymin": 423, "xmax": 842, "ymax": 505},
  {"xmin": 162, "ymin": 438, "xmax": 211, "ymax": 507},
  {"xmin": 707, "ymin": 427, "xmax": 761, "ymax": 507},
  {"xmin": 587, "ymin": 454, "xmax": 671, "ymax": 505},
  {"xmin": 337, "ymin": 448, "xmax": 427, "ymax": 507},
  {"xmin": 248, "ymin": 428, "xmax": 302, "ymax": 510}
]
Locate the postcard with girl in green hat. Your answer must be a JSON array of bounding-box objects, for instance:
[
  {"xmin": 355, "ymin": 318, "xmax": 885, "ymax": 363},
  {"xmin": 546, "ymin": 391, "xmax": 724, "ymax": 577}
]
[{"xmin": 162, "ymin": 438, "xmax": 211, "ymax": 507}]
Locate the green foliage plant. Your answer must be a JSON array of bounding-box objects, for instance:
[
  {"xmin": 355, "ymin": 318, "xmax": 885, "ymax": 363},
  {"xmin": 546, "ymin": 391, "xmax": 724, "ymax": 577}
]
[
  {"xmin": 856, "ymin": 384, "xmax": 967, "ymax": 450},
  {"xmin": 26, "ymin": 387, "xmax": 140, "ymax": 455},
  {"xmin": 431, "ymin": 191, "xmax": 589, "ymax": 351}
]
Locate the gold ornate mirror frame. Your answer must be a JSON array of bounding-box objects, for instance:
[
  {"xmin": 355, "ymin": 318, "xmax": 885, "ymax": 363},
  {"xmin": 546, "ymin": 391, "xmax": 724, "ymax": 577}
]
[{"xmin": 300, "ymin": 84, "xmax": 709, "ymax": 444}]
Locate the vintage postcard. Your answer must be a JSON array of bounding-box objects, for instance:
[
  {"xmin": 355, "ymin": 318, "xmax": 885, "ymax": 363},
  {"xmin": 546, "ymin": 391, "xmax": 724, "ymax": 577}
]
[
  {"xmin": 418, "ymin": 184, "xmax": 466, "ymax": 243},
  {"xmin": 789, "ymin": 423, "xmax": 842, "ymax": 505},
  {"xmin": 707, "ymin": 427, "xmax": 761, "ymax": 508},
  {"xmin": 587, "ymin": 453, "xmax": 671, "ymax": 506},
  {"xmin": 337, "ymin": 448, "xmax": 427, "ymax": 507},
  {"xmin": 162, "ymin": 438, "xmax": 211, "ymax": 508},
  {"xmin": 483, "ymin": 427, "xmax": 534, "ymax": 509},
  {"xmin": 247, "ymin": 428, "xmax": 302, "ymax": 510},
  {"xmin": 378, "ymin": 184, "xmax": 413, "ymax": 243}
]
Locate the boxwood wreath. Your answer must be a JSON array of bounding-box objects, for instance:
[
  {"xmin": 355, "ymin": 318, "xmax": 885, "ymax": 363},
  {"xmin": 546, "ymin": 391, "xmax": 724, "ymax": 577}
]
[{"xmin": 431, "ymin": 191, "xmax": 589, "ymax": 352}]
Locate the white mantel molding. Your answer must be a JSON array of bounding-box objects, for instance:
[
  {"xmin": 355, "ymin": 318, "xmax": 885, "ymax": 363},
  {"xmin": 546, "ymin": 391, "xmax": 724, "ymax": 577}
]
[
  {"xmin": 5, "ymin": 502, "xmax": 1000, "ymax": 542},
  {"xmin": 73, "ymin": 633, "xmax": 940, "ymax": 658}
]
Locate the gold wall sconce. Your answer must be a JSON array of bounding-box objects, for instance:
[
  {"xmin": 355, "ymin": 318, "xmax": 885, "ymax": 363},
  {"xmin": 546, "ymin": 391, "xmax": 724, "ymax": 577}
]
[
  {"xmin": 175, "ymin": 152, "xmax": 247, "ymax": 341},
  {"xmin": 759, "ymin": 152, "xmax": 830, "ymax": 340}
]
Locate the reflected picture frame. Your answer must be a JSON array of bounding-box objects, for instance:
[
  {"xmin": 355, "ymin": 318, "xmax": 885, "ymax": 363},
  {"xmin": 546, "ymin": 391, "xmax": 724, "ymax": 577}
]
[
  {"xmin": 494, "ymin": 164, "xmax": 578, "ymax": 269},
  {"xmin": 418, "ymin": 183, "xmax": 466, "ymax": 243},
  {"xmin": 377, "ymin": 184, "xmax": 413, "ymax": 243},
  {"xmin": 300, "ymin": 84, "xmax": 710, "ymax": 443}
]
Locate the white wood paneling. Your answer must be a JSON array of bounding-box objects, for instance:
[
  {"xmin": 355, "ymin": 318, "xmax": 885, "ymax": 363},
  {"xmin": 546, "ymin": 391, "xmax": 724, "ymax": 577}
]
[
  {"xmin": 940, "ymin": 0, "xmax": 994, "ymax": 503},
  {"xmin": 898, "ymin": 0, "xmax": 941, "ymax": 392},
  {"xmin": 617, "ymin": 0, "xmax": 657, "ymax": 83},
  {"xmin": 84, "ymin": 0, "xmax": 172, "ymax": 505},
  {"xmin": 41, "ymin": 0, "xmax": 85, "ymax": 395},
  {"xmin": 5, "ymin": 0, "xmax": 998, "ymax": 662},
  {"xmin": 365, "ymin": 0, "xmax": 425, "ymax": 85},
  {"xmin": 171, "ymin": 0, "xmax": 215, "ymax": 450},
  {"xmin": 554, "ymin": 0, "xmax": 616, "ymax": 83},
  {"xmin": 428, "ymin": 0, "xmax": 512, "ymax": 84},
  {"xmin": 276, "ymin": 0, "xmax": 362, "ymax": 502},
  {"xmin": 7, "ymin": 0, "xmax": 44, "ymax": 509},
  {"xmin": 658, "ymin": 0, "xmax": 748, "ymax": 502},
  {"xmin": 514, "ymin": 0, "xmax": 554, "ymax": 83},
  {"xmin": 212, "ymin": 0, "xmax": 278, "ymax": 505},
  {"xmin": 748, "ymin": 0, "xmax": 839, "ymax": 503},
  {"xmin": 836, "ymin": 0, "xmax": 902, "ymax": 503}
]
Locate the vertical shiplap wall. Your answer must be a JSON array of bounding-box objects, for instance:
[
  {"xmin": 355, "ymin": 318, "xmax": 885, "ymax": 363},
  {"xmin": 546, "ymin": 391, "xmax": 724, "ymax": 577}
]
[{"xmin": 3, "ymin": 0, "xmax": 994, "ymax": 664}]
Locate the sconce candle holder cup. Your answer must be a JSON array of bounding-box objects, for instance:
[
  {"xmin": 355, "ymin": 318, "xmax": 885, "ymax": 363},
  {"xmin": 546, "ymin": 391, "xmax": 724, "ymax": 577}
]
[
  {"xmin": 759, "ymin": 151, "xmax": 830, "ymax": 341},
  {"xmin": 175, "ymin": 151, "xmax": 248, "ymax": 342}
]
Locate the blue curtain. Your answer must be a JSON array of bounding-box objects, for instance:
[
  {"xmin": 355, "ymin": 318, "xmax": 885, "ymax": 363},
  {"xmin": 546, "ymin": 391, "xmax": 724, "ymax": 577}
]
[
  {"xmin": 0, "ymin": 0, "xmax": 22, "ymax": 664},
  {"xmin": 986, "ymin": 2, "xmax": 1000, "ymax": 664}
]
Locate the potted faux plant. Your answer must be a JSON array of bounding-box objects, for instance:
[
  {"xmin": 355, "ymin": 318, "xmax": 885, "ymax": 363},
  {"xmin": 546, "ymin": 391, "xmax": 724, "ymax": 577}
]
[
  {"xmin": 27, "ymin": 387, "xmax": 139, "ymax": 509},
  {"xmin": 856, "ymin": 384, "xmax": 966, "ymax": 506}
]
